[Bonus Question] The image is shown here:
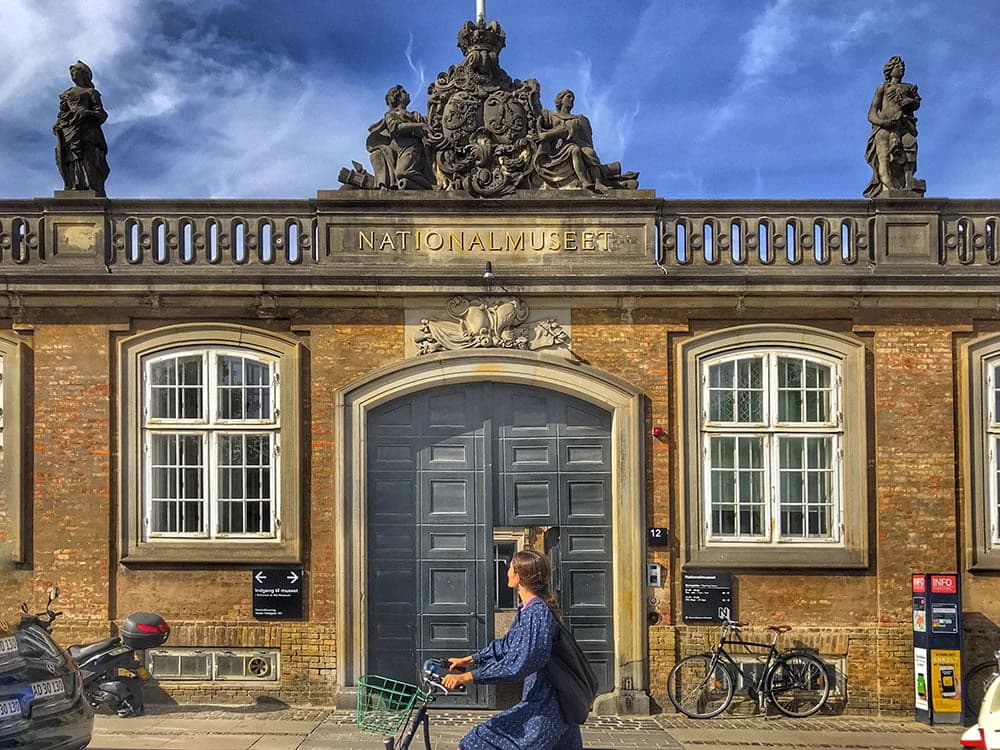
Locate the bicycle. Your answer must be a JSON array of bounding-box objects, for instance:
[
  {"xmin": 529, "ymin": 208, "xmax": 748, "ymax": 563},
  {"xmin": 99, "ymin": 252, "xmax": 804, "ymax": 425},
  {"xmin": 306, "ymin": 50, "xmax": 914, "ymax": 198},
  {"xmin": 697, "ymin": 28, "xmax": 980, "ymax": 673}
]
[
  {"xmin": 667, "ymin": 617, "xmax": 831, "ymax": 719},
  {"xmin": 357, "ymin": 658, "xmax": 464, "ymax": 749},
  {"xmin": 964, "ymin": 656, "xmax": 1000, "ymax": 720}
]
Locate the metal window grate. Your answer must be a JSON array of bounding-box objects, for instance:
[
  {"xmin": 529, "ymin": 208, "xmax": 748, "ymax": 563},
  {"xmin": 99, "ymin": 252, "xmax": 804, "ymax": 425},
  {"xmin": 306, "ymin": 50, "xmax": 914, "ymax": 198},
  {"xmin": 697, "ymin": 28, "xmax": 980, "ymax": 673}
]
[{"xmin": 148, "ymin": 648, "xmax": 279, "ymax": 682}]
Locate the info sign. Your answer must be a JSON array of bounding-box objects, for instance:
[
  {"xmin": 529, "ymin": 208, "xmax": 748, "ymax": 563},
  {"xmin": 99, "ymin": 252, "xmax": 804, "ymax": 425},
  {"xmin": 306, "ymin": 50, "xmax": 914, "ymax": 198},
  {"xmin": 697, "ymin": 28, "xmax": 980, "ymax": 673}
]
[
  {"xmin": 681, "ymin": 570, "xmax": 735, "ymax": 623},
  {"xmin": 912, "ymin": 573, "xmax": 962, "ymax": 725},
  {"xmin": 252, "ymin": 568, "xmax": 304, "ymax": 619}
]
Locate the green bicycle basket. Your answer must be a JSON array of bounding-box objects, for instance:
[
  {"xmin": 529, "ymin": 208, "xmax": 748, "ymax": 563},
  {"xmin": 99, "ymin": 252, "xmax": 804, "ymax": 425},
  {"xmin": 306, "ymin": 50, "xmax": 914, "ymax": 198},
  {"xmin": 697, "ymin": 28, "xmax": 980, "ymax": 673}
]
[{"xmin": 356, "ymin": 674, "xmax": 429, "ymax": 735}]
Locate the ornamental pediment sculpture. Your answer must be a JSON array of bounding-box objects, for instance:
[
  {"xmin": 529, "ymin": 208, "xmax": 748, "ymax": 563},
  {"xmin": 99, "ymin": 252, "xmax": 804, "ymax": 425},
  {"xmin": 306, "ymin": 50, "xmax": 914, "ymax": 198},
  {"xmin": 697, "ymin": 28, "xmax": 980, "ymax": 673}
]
[
  {"xmin": 414, "ymin": 296, "xmax": 569, "ymax": 355},
  {"xmin": 339, "ymin": 19, "xmax": 638, "ymax": 198}
]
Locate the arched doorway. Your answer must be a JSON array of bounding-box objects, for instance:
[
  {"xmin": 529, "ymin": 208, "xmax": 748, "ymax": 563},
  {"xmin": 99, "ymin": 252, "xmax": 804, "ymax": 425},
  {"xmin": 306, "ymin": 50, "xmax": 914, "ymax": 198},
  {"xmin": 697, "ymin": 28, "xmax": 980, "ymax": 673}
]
[
  {"xmin": 366, "ymin": 382, "xmax": 614, "ymax": 707},
  {"xmin": 336, "ymin": 351, "xmax": 646, "ymax": 714}
]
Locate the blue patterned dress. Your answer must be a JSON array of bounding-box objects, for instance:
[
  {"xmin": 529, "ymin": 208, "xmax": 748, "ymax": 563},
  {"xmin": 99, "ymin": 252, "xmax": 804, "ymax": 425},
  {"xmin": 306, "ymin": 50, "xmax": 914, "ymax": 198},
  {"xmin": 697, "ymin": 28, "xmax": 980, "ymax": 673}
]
[{"xmin": 459, "ymin": 596, "xmax": 583, "ymax": 750}]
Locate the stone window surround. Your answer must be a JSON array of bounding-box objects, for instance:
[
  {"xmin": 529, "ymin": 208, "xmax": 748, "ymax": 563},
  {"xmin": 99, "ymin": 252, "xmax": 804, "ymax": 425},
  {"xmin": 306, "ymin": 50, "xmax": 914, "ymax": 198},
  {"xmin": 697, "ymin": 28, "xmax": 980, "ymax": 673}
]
[
  {"xmin": 0, "ymin": 332, "xmax": 24, "ymax": 563},
  {"xmin": 335, "ymin": 350, "xmax": 646, "ymax": 712},
  {"xmin": 677, "ymin": 324, "xmax": 869, "ymax": 569},
  {"xmin": 118, "ymin": 323, "xmax": 301, "ymax": 564},
  {"xmin": 964, "ymin": 335, "xmax": 1000, "ymax": 570}
]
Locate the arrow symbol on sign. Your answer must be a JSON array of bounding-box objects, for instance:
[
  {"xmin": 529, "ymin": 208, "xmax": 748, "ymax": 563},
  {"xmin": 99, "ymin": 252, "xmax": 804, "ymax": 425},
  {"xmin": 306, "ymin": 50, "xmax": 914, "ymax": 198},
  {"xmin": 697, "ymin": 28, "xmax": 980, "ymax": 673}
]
[
  {"xmin": 287, "ymin": 571, "xmax": 300, "ymax": 584},
  {"xmin": 254, "ymin": 571, "xmax": 267, "ymax": 584}
]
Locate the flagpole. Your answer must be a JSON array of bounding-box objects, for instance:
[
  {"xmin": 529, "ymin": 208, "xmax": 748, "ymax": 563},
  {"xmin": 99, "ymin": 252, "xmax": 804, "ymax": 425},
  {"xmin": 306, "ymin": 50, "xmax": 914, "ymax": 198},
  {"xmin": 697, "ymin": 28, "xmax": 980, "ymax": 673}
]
[{"xmin": 476, "ymin": 0, "xmax": 485, "ymax": 22}]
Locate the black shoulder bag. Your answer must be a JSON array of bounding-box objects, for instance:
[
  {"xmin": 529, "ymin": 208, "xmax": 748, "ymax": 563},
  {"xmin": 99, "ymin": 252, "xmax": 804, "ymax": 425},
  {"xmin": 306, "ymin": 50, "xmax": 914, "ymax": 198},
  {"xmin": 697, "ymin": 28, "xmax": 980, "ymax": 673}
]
[{"xmin": 546, "ymin": 619, "xmax": 599, "ymax": 724}]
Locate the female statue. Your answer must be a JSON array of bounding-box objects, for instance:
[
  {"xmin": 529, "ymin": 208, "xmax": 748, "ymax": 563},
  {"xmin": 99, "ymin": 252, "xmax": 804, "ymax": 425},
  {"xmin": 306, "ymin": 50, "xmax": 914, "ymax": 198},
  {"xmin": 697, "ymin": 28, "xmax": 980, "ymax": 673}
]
[
  {"xmin": 53, "ymin": 61, "xmax": 110, "ymax": 196},
  {"xmin": 366, "ymin": 85, "xmax": 436, "ymax": 190},
  {"xmin": 863, "ymin": 56, "xmax": 925, "ymax": 198},
  {"xmin": 534, "ymin": 89, "xmax": 636, "ymax": 192}
]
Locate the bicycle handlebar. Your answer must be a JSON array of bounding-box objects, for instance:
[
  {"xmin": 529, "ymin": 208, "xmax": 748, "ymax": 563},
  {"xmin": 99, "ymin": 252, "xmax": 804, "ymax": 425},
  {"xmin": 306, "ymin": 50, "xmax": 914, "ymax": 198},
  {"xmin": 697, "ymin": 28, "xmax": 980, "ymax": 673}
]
[{"xmin": 421, "ymin": 658, "xmax": 466, "ymax": 695}]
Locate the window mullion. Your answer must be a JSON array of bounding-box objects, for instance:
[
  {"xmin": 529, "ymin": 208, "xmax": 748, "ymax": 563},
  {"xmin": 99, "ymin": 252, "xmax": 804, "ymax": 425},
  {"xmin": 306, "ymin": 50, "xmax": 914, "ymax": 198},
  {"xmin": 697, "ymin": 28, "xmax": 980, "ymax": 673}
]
[
  {"xmin": 766, "ymin": 432, "xmax": 777, "ymax": 543},
  {"xmin": 206, "ymin": 428, "xmax": 216, "ymax": 539}
]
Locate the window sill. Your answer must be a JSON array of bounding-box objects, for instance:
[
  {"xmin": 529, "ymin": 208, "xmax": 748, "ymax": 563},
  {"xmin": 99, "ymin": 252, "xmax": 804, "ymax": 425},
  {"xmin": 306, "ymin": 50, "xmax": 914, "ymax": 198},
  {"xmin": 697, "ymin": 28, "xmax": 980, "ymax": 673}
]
[
  {"xmin": 687, "ymin": 545, "xmax": 868, "ymax": 569},
  {"xmin": 968, "ymin": 548, "xmax": 1000, "ymax": 571},
  {"xmin": 122, "ymin": 540, "xmax": 300, "ymax": 565}
]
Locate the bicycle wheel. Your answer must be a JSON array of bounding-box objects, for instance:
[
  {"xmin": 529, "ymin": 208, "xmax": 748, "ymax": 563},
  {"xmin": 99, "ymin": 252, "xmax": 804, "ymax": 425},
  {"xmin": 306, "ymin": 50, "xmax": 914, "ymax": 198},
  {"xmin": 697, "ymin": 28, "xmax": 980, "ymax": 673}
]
[
  {"xmin": 964, "ymin": 662, "xmax": 998, "ymax": 719},
  {"xmin": 766, "ymin": 652, "xmax": 830, "ymax": 718},
  {"xmin": 667, "ymin": 654, "xmax": 735, "ymax": 719}
]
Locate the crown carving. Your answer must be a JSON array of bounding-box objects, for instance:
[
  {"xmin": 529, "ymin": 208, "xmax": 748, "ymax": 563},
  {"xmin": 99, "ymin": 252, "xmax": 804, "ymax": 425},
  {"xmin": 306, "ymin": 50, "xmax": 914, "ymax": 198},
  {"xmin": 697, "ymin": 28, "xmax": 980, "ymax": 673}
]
[{"xmin": 457, "ymin": 19, "xmax": 506, "ymax": 55}]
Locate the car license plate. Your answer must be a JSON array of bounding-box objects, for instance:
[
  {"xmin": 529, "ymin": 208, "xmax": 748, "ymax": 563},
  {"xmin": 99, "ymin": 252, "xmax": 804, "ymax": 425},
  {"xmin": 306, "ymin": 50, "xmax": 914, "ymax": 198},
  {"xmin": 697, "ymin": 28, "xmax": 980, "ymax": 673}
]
[
  {"xmin": 0, "ymin": 637, "xmax": 16, "ymax": 658},
  {"xmin": 31, "ymin": 678, "xmax": 65, "ymax": 699},
  {"xmin": 0, "ymin": 698, "xmax": 20, "ymax": 720}
]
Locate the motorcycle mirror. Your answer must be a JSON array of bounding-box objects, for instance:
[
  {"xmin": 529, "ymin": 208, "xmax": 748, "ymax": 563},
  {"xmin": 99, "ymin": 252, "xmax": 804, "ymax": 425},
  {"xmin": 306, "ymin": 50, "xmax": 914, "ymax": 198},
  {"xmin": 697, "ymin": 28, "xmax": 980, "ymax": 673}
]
[{"xmin": 47, "ymin": 586, "xmax": 60, "ymax": 603}]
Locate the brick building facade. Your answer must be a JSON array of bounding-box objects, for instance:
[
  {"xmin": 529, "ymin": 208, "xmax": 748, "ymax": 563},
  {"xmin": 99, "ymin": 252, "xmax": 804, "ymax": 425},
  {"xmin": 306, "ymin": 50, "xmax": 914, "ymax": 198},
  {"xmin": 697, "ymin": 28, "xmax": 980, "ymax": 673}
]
[{"xmin": 0, "ymin": 188, "xmax": 998, "ymax": 715}]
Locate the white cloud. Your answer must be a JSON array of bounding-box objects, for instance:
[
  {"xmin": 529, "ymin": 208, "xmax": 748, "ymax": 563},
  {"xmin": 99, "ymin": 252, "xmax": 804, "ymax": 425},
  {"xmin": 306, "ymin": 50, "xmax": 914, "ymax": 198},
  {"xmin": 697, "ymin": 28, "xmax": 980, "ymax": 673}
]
[
  {"xmin": 738, "ymin": 0, "xmax": 798, "ymax": 84},
  {"xmin": 0, "ymin": 0, "xmax": 143, "ymax": 116}
]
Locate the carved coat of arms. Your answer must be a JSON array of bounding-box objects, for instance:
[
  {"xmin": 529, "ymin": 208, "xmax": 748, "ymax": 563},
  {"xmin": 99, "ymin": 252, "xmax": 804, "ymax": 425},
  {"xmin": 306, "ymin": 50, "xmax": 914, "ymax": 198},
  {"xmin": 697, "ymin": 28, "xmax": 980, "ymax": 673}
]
[
  {"xmin": 339, "ymin": 18, "xmax": 637, "ymax": 197},
  {"xmin": 414, "ymin": 296, "xmax": 569, "ymax": 354}
]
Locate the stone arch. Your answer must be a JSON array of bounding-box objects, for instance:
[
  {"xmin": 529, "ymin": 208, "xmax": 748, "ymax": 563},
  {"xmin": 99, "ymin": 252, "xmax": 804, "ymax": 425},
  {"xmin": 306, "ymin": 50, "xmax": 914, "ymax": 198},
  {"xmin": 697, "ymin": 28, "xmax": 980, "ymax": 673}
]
[{"xmin": 335, "ymin": 350, "xmax": 647, "ymax": 712}]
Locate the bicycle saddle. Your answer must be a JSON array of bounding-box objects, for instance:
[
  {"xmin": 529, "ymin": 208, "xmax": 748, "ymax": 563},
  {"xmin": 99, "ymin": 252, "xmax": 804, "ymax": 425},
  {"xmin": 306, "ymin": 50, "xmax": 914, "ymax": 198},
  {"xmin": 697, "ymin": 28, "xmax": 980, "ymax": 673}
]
[{"xmin": 768, "ymin": 625, "xmax": 792, "ymax": 634}]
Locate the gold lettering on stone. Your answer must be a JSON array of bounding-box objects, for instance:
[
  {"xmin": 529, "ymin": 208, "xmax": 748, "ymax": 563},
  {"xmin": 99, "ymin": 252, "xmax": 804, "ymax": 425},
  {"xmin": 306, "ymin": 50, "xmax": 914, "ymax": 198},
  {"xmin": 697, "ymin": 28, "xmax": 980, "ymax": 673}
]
[{"xmin": 356, "ymin": 228, "xmax": 619, "ymax": 253}]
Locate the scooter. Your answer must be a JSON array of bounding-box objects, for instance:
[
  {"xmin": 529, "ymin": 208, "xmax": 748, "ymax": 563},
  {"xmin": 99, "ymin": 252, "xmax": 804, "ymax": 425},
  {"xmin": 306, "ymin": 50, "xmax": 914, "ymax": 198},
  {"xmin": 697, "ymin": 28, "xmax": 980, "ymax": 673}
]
[{"xmin": 22, "ymin": 587, "xmax": 170, "ymax": 717}]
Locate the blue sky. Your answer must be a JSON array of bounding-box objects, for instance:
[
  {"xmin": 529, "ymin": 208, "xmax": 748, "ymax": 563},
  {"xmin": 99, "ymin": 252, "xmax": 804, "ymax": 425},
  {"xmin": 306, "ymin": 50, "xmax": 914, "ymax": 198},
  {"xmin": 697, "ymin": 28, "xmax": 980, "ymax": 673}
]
[{"xmin": 3, "ymin": 0, "xmax": 999, "ymax": 200}]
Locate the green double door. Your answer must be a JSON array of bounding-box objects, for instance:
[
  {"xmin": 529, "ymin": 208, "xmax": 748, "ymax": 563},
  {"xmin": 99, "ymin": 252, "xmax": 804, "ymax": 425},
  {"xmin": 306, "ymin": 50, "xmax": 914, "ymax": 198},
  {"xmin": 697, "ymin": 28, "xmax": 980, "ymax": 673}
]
[{"xmin": 366, "ymin": 383, "xmax": 614, "ymax": 708}]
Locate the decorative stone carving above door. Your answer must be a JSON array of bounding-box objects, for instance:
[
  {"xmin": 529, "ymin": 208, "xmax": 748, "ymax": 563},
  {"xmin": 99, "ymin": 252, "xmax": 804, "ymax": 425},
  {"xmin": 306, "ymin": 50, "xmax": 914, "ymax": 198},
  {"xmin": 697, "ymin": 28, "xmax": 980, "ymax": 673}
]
[{"xmin": 412, "ymin": 296, "xmax": 569, "ymax": 355}]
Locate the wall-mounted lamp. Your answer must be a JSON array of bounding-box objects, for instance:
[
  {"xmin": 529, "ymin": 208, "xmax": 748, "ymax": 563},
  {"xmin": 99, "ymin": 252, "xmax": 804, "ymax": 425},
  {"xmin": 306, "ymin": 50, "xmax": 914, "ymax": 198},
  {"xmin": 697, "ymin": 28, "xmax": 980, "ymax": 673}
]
[{"xmin": 483, "ymin": 261, "xmax": 495, "ymax": 280}]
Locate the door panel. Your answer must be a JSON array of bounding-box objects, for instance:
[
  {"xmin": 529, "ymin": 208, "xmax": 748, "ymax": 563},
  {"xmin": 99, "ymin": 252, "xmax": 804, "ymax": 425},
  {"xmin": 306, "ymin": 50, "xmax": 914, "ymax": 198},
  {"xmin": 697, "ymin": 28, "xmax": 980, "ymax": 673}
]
[
  {"xmin": 420, "ymin": 525, "xmax": 478, "ymax": 560},
  {"xmin": 502, "ymin": 473, "xmax": 558, "ymax": 523},
  {"xmin": 560, "ymin": 475, "xmax": 612, "ymax": 525},
  {"xmin": 367, "ymin": 382, "xmax": 615, "ymax": 704}
]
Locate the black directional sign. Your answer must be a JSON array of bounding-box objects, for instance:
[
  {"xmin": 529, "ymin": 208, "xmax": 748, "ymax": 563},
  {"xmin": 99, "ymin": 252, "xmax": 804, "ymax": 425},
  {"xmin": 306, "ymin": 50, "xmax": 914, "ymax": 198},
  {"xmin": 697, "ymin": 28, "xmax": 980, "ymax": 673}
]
[
  {"xmin": 252, "ymin": 568, "xmax": 303, "ymax": 619},
  {"xmin": 682, "ymin": 570, "xmax": 735, "ymax": 623}
]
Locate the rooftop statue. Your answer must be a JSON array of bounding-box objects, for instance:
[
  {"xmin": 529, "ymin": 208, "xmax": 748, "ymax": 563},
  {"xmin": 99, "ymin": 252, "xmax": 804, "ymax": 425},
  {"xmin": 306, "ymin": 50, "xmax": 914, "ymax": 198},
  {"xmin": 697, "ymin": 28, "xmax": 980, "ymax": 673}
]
[
  {"xmin": 339, "ymin": 18, "xmax": 638, "ymax": 197},
  {"xmin": 535, "ymin": 89, "xmax": 638, "ymax": 193},
  {"xmin": 53, "ymin": 60, "xmax": 110, "ymax": 197},
  {"xmin": 864, "ymin": 55, "xmax": 925, "ymax": 199},
  {"xmin": 366, "ymin": 85, "xmax": 436, "ymax": 190}
]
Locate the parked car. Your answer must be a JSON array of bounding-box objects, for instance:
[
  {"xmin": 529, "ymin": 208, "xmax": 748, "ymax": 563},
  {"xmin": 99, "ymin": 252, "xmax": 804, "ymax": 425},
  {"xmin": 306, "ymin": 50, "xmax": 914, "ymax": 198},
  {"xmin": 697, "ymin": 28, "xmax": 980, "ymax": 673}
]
[
  {"xmin": 962, "ymin": 652, "xmax": 1000, "ymax": 749},
  {"xmin": 0, "ymin": 590, "xmax": 93, "ymax": 749}
]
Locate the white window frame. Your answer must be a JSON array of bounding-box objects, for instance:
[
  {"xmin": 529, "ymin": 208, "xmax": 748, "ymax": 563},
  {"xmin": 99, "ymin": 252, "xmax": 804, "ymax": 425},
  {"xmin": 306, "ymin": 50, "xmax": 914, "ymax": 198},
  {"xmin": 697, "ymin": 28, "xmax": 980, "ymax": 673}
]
[
  {"xmin": 700, "ymin": 350, "xmax": 844, "ymax": 546},
  {"xmin": 678, "ymin": 324, "xmax": 868, "ymax": 569},
  {"xmin": 119, "ymin": 324, "xmax": 301, "ymax": 564},
  {"xmin": 141, "ymin": 348, "xmax": 280, "ymax": 540},
  {"xmin": 984, "ymin": 357, "xmax": 1000, "ymax": 547}
]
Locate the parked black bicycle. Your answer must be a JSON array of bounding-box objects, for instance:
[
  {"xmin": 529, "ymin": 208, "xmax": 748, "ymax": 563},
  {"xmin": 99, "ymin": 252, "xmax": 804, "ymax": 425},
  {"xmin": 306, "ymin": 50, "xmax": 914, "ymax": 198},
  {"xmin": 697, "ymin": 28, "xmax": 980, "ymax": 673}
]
[
  {"xmin": 667, "ymin": 617, "xmax": 831, "ymax": 719},
  {"xmin": 356, "ymin": 659, "xmax": 465, "ymax": 750}
]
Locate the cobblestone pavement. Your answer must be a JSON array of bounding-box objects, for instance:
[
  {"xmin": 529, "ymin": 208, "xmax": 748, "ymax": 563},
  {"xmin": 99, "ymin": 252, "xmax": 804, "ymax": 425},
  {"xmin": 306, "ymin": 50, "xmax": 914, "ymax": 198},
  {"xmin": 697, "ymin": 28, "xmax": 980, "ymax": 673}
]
[{"xmin": 88, "ymin": 703, "xmax": 965, "ymax": 750}]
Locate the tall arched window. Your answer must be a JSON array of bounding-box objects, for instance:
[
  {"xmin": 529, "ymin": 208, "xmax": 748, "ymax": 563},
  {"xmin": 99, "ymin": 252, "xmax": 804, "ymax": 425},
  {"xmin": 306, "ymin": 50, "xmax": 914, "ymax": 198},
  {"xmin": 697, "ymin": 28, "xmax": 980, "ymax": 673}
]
[
  {"xmin": 143, "ymin": 348, "xmax": 280, "ymax": 539},
  {"xmin": 679, "ymin": 325, "xmax": 868, "ymax": 568},
  {"xmin": 702, "ymin": 350, "xmax": 841, "ymax": 543},
  {"xmin": 119, "ymin": 324, "xmax": 301, "ymax": 563},
  {"xmin": 966, "ymin": 337, "xmax": 1000, "ymax": 569},
  {"xmin": 0, "ymin": 333, "xmax": 24, "ymax": 563}
]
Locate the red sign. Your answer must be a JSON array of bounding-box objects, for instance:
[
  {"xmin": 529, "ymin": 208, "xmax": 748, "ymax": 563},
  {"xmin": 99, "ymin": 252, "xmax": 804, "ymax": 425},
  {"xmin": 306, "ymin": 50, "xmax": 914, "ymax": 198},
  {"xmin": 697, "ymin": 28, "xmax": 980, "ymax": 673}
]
[
  {"xmin": 912, "ymin": 574, "xmax": 926, "ymax": 593},
  {"xmin": 930, "ymin": 575, "xmax": 957, "ymax": 594}
]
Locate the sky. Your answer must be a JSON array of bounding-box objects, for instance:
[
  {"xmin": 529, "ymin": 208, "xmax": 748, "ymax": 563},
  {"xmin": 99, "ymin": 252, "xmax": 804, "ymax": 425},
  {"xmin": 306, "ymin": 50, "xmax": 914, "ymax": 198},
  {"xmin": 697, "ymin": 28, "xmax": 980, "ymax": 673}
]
[{"xmin": 2, "ymin": 0, "xmax": 1000, "ymax": 201}]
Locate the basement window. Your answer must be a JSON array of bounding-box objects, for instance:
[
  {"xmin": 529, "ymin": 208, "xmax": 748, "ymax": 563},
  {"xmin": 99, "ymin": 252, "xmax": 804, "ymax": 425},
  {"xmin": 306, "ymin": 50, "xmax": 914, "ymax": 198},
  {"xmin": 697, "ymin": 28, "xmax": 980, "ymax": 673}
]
[{"xmin": 147, "ymin": 648, "xmax": 279, "ymax": 682}]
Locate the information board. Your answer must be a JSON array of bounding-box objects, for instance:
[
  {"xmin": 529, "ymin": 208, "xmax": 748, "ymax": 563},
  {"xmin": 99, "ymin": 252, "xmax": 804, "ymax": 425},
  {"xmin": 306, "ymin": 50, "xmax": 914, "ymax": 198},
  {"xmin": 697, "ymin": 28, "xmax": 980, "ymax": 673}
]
[
  {"xmin": 682, "ymin": 570, "xmax": 735, "ymax": 623},
  {"xmin": 252, "ymin": 568, "xmax": 304, "ymax": 619}
]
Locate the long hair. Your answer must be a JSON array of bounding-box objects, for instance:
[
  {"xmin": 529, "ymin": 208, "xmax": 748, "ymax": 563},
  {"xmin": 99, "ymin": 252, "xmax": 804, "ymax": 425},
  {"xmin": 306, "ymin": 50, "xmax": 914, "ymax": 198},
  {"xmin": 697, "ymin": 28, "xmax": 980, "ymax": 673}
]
[{"xmin": 511, "ymin": 549, "xmax": 561, "ymax": 619}]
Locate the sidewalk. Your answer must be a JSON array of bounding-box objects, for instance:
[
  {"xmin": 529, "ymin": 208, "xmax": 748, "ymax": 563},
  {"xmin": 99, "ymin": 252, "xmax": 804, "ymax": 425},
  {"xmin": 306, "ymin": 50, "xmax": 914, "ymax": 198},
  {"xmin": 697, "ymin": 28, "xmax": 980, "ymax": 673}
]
[{"xmin": 87, "ymin": 704, "xmax": 965, "ymax": 750}]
